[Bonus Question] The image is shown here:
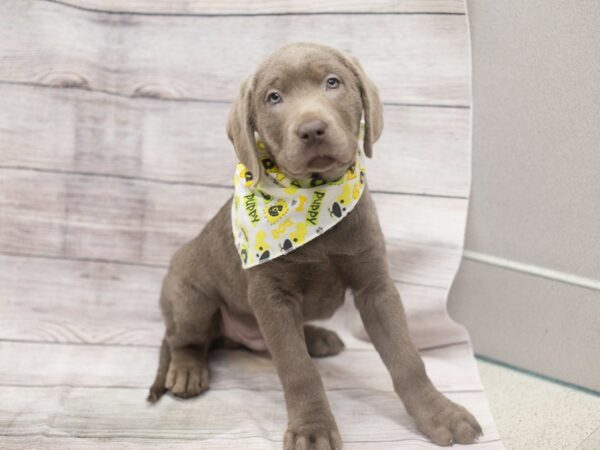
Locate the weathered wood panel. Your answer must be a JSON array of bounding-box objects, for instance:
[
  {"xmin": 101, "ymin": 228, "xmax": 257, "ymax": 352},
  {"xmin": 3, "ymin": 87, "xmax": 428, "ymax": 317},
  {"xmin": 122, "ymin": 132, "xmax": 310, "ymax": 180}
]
[
  {"xmin": 0, "ymin": 436, "xmax": 503, "ymax": 450},
  {"xmin": 47, "ymin": 0, "xmax": 466, "ymax": 15},
  {"xmin": 0, "ymin": 2, "xmax": 470, "ymax": 105},
  {"xmin": 0, "ymin": 84, "xmax": 470, "ymax": 197},
  {"xmin": 0, "ymin": 169, "xmax": 467, "ymax": 286},
  {"xmin": 0, "ymin": 341, "xmax": 478, "ymax": 392},
  {"xmin": 0, "ymin": 386, "xmax": 500, "ymax": 446},
  {"xmin": 0, "ymin": 254, "xmax": 466, "ymax": 348},
  {"xmin": 0, "ymin": 1, "xmax": 496, "ymax": 448}
]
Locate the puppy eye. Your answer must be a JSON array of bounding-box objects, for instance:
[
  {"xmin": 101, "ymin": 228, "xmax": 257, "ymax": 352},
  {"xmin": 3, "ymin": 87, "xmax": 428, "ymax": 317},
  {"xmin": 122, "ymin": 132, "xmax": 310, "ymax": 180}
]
[
  {"xmin": 326, "ymin": 77, "xmax": 340, "ymax": 89},
  {"xmin": 267, "ymin": 91, "xmax": 282, "ymax": 104}
]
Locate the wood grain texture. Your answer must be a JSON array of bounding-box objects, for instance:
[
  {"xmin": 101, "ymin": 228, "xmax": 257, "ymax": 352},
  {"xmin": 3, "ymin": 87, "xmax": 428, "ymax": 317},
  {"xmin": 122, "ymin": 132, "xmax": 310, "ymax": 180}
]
[
  {"xmin": 0, "ymin": 341, "xmax": 478, "ymax": 392},
  {"xmin": 0, "ymin": 1, "xmax": 498, "ymax": 448},
  {"xmin": 0, "ymin": 1, "xmax": 470, "ymax": 105},
  {"xmin": 0, "ymin": 386, "xmax": 499, "ymax": 447},
  {"xmin": 0, "ymin": 437, "xmax": 503, "ymax": 450},
  {"xmin": 43, "ymin": 0, "xmax": 467, "ymax": 15},
  {"xmin": 0, "ymin": 169, "xmax": 467, "ymax": 286},
  {"xmin": 0, "ymin": 253, "xmax": 466, "ymax": 349},
  {"xmin": 0, "ymin": 84, "xmax": 470, "ymax": 197}
]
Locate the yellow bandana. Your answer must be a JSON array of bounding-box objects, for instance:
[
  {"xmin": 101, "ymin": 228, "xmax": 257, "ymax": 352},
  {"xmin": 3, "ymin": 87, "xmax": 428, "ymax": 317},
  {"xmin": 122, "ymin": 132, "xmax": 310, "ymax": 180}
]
[{"xmin": 232, "ymin": 123, "xmax": 366, "ymax": 269}]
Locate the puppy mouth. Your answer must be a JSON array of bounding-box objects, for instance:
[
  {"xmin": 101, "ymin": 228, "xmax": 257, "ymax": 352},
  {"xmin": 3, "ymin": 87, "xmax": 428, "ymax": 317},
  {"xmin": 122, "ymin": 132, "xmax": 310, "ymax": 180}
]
[
  {"xmin": 307, "ymin": 155, "xmax": 337, "ymax": 171},
  {"xmin": 284, "ymin": 153, "xmax": 354, "ymax": 180},
  {"xmin": 283, "ymin": 156, "xmax": 340, "ymax": 180}
]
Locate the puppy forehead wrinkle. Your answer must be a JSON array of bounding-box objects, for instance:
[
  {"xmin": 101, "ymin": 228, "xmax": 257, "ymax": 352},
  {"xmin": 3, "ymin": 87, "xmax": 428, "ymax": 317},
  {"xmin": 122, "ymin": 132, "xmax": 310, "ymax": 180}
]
[
  {"xmin": 254, "ymin": 47, "xmax": 350, "ymax": 91},
  {"xmin": 259, "ymin": 75, "xmax": 282, "ymax": 92}
]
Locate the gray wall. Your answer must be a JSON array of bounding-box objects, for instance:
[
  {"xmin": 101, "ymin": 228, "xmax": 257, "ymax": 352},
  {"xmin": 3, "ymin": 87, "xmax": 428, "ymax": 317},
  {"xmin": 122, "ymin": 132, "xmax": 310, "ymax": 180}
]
[{"xmin": 449, "ymin": 0, "xmax": 600, "ymax": 392}]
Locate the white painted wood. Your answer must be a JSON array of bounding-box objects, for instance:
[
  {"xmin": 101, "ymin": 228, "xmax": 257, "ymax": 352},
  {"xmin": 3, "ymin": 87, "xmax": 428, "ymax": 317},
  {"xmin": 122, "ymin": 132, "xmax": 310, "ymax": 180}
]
[
  {"xmin": 0, "ymin": 1, "xmax": 470, "ymax": 105},
  {"xmin": 0, "ymin": 170, "xmax": 467, "ymax": 286},
  {"xmin": 0, "ymin": 1, "xmax": 502, "ymax": 448},
  {"xmin": 48, "ymin": 0, "xmax": 467, "ymax": 15},
  {"xmin": 0, "ymin": 386, "xmax": 500, "ymax": 448},
  {"xmin": 0, "ymin": 84, "xmax": 470, "ymax": 197},
  {"xmin": 0, "ymin": 341, "xmax": 479, "ymax": 392},
  {"xmin": 0, "ymin": 254, "xmax": 466, "ymax": 348},
  {"xmin": 0, "ymin": 436, "xmax": 504, "ymax": 450}
]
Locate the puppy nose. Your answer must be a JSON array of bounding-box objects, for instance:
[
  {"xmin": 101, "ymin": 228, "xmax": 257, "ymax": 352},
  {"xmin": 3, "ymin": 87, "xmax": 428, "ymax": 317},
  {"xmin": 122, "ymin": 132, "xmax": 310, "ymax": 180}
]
[{"xmin": 297, "ymin": 119, "xmax": 327, "ymax": 144}]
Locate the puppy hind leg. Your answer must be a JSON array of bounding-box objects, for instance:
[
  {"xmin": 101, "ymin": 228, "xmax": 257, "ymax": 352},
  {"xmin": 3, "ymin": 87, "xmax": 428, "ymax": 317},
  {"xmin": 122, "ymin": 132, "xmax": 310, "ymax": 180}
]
[
  {"xmin": 304, "ymin": 324, "xmax": 345, "ymax": 357},
  {"xmin": 165, "ymin": 344, "xmax": 211, "ymax": 398},
  {"xmin": 161, "ymin": 272, "xmax": 221, "ymax": 399}
]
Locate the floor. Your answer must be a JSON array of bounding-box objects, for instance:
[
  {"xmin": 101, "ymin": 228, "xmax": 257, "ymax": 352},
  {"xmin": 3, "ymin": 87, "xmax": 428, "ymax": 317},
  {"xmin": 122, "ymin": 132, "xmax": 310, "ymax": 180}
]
[{"xmin": 476, "ymin": 359, "xmax": 600, "ymax": 450}]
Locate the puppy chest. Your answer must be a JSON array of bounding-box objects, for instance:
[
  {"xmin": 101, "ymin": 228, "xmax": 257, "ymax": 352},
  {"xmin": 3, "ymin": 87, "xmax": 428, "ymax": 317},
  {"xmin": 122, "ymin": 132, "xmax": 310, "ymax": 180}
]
[{"xmin": 301, "ymin": 281, "xmax": 347, "ymax": 321}]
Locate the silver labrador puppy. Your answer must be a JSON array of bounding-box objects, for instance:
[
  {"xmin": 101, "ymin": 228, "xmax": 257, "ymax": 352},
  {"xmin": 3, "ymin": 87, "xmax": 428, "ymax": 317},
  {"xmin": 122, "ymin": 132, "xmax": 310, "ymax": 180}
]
[{"xmin": 148, "ymin": 43, "xmax": 482, "ymax": 449}]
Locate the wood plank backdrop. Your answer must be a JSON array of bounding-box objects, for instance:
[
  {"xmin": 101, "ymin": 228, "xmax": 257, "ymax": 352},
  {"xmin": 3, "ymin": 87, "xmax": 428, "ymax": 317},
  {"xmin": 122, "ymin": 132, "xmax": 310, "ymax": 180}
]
[{"xmin": 0, "ymin": 1, "xmax": 503, "ymax": 448}]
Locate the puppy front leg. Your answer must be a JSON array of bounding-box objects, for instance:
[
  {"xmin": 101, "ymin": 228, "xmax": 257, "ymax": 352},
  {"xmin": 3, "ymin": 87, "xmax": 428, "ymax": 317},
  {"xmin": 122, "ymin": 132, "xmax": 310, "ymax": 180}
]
[
  {"xmin": 248, "ymin": 278, "xmax": 342, "ymax": 450},
  {"xmin": 350, "ymin": 259, "xmax": 482, "ymax": 446}
]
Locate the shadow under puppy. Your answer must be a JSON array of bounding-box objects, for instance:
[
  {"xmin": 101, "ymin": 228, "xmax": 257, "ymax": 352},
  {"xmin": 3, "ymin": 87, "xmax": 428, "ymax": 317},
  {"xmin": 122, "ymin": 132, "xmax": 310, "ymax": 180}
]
[{"xmin": 148, "ymin": 42, "xmax": 482, "ymax": 449}]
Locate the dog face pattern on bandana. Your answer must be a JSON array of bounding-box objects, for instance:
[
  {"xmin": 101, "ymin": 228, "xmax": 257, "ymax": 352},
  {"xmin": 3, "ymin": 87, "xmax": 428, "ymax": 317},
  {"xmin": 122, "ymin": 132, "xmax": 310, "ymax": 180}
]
[{"xmin": 232, "ymin": 123, "xmax": 366, "ymax": 269}]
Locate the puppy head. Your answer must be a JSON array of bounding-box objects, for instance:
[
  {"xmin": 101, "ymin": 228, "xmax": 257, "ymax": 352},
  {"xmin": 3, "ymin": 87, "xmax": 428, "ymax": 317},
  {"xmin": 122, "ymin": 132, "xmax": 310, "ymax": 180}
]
[{"xmin": 227, "ymin": 43, "xmax": 383, "ymax": 185}]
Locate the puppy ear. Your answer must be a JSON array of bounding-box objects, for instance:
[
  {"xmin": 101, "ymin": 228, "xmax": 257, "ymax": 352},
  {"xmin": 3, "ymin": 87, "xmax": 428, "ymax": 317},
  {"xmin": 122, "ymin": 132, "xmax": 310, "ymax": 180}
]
[
  {"xmin": 227, "ymin": 76, "xmax": 260, "ymax": 185},
  {"xmin": 347, "ymin": 56, "xmax": 384, "ymax": 158}
]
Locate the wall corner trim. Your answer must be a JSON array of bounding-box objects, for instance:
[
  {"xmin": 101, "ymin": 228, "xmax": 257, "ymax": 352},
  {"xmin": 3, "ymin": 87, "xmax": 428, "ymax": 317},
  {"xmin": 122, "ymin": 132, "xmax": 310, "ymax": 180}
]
[{"xmin": 462, "ymin": 250, "xmax": 600, "ymax": 292}]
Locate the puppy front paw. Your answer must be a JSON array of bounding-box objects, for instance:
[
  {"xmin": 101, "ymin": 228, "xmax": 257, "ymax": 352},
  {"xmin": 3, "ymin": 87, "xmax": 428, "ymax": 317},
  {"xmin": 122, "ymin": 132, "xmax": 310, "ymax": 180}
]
[
  {"xmin": 283, "ymin": 417, "xmax": 342, "ymax": 450},
  {"xmin": 409, "ymin": 390, "xmax": 483, "ymax": 446}
]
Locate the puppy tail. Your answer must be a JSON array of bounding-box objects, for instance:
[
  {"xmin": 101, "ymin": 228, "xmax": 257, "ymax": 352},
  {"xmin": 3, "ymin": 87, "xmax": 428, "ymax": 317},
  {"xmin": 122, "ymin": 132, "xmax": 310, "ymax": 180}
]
[{"xmin": 147, "ymin": 337, "xmax": 171, "ymax": 403}]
